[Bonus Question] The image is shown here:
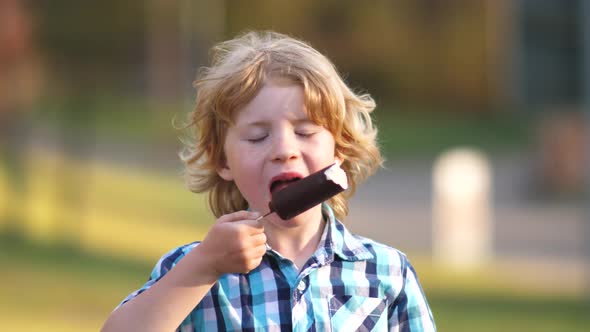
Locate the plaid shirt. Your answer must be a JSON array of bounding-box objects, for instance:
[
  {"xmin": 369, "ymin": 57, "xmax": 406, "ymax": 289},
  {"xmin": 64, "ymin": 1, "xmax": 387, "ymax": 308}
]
[{"xmin": 119, "ymin": 205, "xmax": 436, "ymax": 331}]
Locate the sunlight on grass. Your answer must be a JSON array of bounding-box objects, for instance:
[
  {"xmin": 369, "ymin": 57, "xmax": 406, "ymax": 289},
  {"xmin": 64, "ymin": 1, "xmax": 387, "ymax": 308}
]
[
  {"xmin": 0, "ymin": 240, "xmax": 150, "ymax": 332},
  {"xmin": 411, "ymin": 256, "xmax": 588, "ymax": 300},
  {"xmin": 23, "ymin": 149, "xmax": 62, "ymax": 241},
  {"xmin": 0, "ymin": 166, "xmax": 6, "ymax": 216},
  {"xmin": 1, "ymin": 147, "xmax": 215, "ymax": 262},
  {"xmin": 86, "ymin": 159, "xmax": 211, "ymax": 226},
  {"xmin": 82, "ymin": 209, "xmax": 208, "ymax": 261},
  {"xmin": 0, "ymin": 313, "xmax": 97, "ymax": 332}
]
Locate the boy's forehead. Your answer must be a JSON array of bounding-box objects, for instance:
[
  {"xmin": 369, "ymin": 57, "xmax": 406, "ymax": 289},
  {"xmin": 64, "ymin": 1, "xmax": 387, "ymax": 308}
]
[
  {"xmin": 234, "ymin": 83, "xmax": 304, "ymax": 117},
  {"xmin": 227, "ymin": 77, "xmax": 332, "ymax": 128}
]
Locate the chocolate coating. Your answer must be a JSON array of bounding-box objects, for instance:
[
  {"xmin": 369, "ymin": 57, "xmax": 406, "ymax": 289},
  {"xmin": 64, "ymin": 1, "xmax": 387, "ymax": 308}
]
[{"xmin": 268, "ymin": 163, "xmax": 346, "ymax": 220}]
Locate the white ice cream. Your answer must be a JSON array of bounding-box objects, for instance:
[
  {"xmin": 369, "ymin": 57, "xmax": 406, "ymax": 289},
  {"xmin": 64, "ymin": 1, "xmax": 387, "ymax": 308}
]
[{"xmin": 324, "ymin": 163, "xmax": 348, "ymax": 190}]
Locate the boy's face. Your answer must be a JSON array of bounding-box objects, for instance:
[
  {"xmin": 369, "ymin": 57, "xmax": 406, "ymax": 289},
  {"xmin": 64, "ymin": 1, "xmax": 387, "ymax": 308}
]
[{"xmin": 218, "ymin": 80, "xmax": 338, "ymax": 223}]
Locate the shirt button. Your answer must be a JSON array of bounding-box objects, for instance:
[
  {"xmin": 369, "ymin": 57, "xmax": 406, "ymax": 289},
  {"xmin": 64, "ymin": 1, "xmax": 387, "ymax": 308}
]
[{"xmin": 297, "ymin": 280, "xmax": 306, "ymax": 292}]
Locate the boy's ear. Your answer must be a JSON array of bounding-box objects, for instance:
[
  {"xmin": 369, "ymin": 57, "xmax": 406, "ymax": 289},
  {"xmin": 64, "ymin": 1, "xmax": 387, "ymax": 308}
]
[{"xmin": 217, "ymin": 165, "xmax": 234, "ymax": 181}]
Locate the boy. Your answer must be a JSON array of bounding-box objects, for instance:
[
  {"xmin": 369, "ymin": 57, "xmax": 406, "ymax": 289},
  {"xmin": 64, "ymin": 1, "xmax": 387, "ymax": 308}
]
[{"xmin": 102, "ymin": 31, "xmax": 435, "ymax": 331}]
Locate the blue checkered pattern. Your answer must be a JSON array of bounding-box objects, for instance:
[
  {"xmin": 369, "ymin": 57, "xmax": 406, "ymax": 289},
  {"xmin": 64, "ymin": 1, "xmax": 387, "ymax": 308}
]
[{"xmin": 118, "ymin": 205, "xmax": 436, "ymax": 331}]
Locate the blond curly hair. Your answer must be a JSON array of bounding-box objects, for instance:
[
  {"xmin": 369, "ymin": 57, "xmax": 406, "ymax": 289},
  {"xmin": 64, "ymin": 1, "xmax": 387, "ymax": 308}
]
[{"xmin": 180, "ymin": 31, "xmax": 382, "ymax": 220}]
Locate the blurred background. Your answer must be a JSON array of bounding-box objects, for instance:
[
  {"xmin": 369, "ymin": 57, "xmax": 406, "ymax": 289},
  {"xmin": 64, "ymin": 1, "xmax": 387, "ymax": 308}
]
[{"xmin": 0, "ymin": 0, "xmax": 588, "ymax": 331}]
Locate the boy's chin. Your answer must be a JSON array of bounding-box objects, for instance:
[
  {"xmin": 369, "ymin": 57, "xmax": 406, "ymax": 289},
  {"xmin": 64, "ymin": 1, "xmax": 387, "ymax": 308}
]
[
  {"xmin": 269, "ymin": 207, "xmax": 324, "ymax": 225},
  {"xmin": 262, "ymin": 213, "xmax": 297, "ymax": 225}
]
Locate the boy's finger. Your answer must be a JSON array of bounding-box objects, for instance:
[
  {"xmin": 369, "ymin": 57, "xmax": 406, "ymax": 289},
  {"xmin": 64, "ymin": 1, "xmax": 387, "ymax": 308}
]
[
  {"xmin": 247, "ymin": 243, "xmax": 267, "ymax": 259},
  {"xmin": 217, "ymin": 210, "xmax": 261, "ymax": 223},
  {"xmin": 250, "ymin": 232, "xmax": 267, "ymax": 246},
  {"xmin": 241, "ymin": 219, "xmax": 265, "ymax": 232}
]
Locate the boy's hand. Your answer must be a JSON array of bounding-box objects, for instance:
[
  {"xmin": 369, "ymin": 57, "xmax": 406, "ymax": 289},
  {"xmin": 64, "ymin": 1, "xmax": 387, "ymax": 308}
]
[{"xmin": 197, "ymin": 211, "xmax": 266, "ymax": 277}]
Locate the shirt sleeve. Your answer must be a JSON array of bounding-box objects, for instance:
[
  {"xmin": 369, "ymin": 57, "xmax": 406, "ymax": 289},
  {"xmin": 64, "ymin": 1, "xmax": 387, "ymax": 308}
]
[
  {"xmin": 115, "ymin": 242, "xmax": 198, "ymax": 310},
  {"xmin": 388, "ymin": 254, "xmax": 436, "ymax": 331}
]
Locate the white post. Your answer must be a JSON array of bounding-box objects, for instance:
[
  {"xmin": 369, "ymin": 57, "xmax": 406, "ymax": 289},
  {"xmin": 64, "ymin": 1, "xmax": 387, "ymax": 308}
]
[{"xmin": 432, "ymin": 148, "xmax": 493, "ymax": 269}]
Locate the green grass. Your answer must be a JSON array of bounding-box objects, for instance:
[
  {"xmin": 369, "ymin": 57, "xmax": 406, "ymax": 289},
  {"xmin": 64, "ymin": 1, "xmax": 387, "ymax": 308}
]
[
  {"xmin": 33, "ymin": 95, "xmax": 537, "ymax": 160},
  {"xmin": 1, "ymin": 235, "xmax": 588, "ymax": 332},
  {"xmin": 428, "ymin": 290, "xmax": 590, "ymax": 332},
  {"xmin": 0, "ymin": 235, "xmax": 151, "ymax": 331},
  {"xmin": 33, "ymin": 95, "xmax": 188, "ymax": 145},
  {"xmin": 374, "ymin": 110, "xmax": 534, "ymax": 159}
]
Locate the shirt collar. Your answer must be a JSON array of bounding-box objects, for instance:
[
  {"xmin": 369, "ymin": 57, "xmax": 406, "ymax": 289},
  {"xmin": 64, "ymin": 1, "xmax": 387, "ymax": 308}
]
[{"xmin": 318, "ymin": 203, "xmax": 374, "ymax": 262}]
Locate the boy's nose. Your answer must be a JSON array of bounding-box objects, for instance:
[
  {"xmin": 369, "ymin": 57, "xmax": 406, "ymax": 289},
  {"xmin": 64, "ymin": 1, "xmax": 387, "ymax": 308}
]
[{"xmin": 270, "ymin": 131, "xmax": 300, "ymax": 162}]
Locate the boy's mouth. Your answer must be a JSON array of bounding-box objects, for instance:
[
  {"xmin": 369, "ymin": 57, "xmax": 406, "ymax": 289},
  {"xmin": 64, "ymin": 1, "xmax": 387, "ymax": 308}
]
[{"xmin": 269, "ymin": 175, "xmax": 302, "ymax": 194}]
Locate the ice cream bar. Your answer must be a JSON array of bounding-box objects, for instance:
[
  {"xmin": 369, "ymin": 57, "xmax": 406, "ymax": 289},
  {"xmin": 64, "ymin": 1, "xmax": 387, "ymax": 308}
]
[{"xmin": 267, "ymin": 163, "xmax": 348, "ymax": 220}]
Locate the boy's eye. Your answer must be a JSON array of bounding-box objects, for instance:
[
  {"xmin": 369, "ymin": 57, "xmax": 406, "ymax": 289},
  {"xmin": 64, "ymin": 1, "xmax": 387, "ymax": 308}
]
[
  {"xmin": 296, "ymin": 131, "xmax": 316, "ymax": 137},
  {"xmin": 295, "ymin": 122, "xmax": 322, "ymax": 137},
  {"xmin": 246, "ymin": 135, "xmax": 268, "ymax": 143}
]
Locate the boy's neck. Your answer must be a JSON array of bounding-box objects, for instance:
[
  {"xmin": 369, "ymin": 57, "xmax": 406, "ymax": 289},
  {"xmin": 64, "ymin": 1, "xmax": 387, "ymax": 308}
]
[{"xmin": 266, "ymin": 211, "xmax": 326, "ymax": 270}]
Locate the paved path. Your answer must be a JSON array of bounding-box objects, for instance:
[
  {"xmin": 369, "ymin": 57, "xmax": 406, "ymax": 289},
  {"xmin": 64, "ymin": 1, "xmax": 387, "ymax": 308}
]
[{"xmin": 346, "ymin": 158, "xmax": 588, "ymax": 266}]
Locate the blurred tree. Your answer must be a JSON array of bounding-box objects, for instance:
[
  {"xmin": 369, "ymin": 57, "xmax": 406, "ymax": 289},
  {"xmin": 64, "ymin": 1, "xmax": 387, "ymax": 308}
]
[
  {"xmin": 225, "ymin": 0, "xmax": 492, "ymax": 112},
  {"xmin": 36, "ymin": 0, "xmax": 146, "ymax": 95},
  {"xmin": 33, "ymin": 0, "xmax": 149, "ymax": 246},
  {"xmin": 146, "ymin": 0, "xmax": 184, "ymax": 101},
  {"xmin": 157, "ymin": 0, "xmax": 226, "ymax": 102},
  {"xmin": 520, "ymin": 0, "xmax": 581, "ymax": 108},
  {"xmin": 0, "ymin": 0, "xmax": 42, "ymax": 238},
  {"xmin": 25, "ymin": 0, "xmax": 502, "ymax": 113}
]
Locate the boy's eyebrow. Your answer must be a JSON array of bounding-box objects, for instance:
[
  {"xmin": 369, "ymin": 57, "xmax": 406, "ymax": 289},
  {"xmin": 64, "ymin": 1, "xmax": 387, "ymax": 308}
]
[
  {"xmin": 239, "ymin": 120, "xmax": 268, "ymax": 128},
  {"xmin": 292, "ymin": 118, "xmax": 316, "ymax": 125},
  {"xmin": 241, "ymin": 118, "xmax": 316, "ymax": 127}
]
